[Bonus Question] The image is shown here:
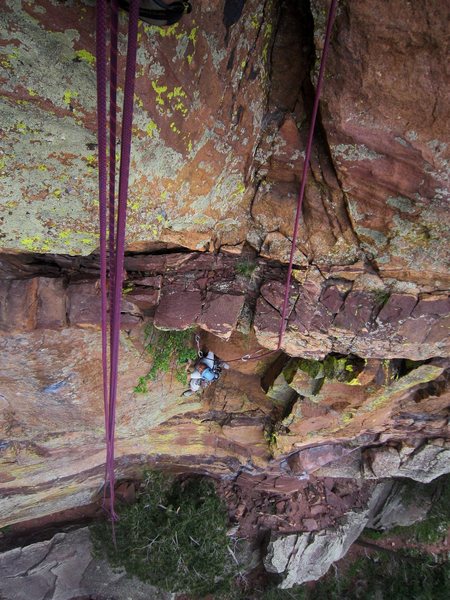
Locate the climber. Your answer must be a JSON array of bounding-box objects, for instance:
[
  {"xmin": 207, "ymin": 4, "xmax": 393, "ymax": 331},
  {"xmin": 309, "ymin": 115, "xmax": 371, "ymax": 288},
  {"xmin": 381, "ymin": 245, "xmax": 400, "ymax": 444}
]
[{"xmin": 182, "ymin": 350, "xmax": 229, "ymax": 396}]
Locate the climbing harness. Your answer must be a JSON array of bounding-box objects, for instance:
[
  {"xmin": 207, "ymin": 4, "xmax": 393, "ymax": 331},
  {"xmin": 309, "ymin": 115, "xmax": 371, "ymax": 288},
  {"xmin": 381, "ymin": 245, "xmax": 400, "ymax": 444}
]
[{"xmin": 119, "ymin": 0, "xmax": 192, "ymax": 25}]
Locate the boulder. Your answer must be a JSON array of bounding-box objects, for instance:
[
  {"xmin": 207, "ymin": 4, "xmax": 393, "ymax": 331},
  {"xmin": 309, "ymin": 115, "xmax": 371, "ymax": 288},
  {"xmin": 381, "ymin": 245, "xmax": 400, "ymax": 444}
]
[
  {"xmin": 366, "ymin": 479, "xmax": 438, "ymax": 530},
  {"xmin": 264, "ymin": 507, "xmax": 371, "ymax": 587},
  {"xmin": 0, "ymin": 528, "xmax": 168, "ymax": 600}
]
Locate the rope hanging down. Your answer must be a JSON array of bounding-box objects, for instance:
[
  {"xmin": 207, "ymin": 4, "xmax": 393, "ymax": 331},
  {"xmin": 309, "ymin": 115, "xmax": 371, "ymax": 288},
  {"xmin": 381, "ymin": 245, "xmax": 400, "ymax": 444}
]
[
  {"xmin": 95, "ymin": 0, "xmax": 338, "ymax": 518},
  {"xmin": 226, "ymin": 0, "xmax": 338, "ymax": 363},
  {"xmin": 277, "ymin": 0, "xmax": 338, "ymax": 349},
  {"xmin": 96, "ymin": 0, "xmax": 140, "ymax": 522}
]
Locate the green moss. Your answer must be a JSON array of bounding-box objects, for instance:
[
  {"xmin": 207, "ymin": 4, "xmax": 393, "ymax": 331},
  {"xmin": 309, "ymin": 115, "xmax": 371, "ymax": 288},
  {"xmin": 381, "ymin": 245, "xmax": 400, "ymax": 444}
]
[
  {"xmin": 145, "ymin": 119, "xmax": 158, "ymax": 137},
  {"xmin": 188, "ymin": 26, "xmax": 198, "ymax": 43},
  {"xmin": 297, "ymin": 358, "xmax": 323, "ymax": 379},
  {"xmin": 235, "ymin": 260, "xmax": 257, "ymax": 278},
  {"xmin": 373, "ymin": 289, "xmax": 390, "ymax": 306},
  {"xmin": 134, "ymin": 326, "xmax": 198, "ymax": 393},
  {"xmin": 63, "ymin": 89, "xmax": 78, "ymax": 106},
  {"xmin": 151, "ymin": 81, "xmax": 167, "ymax": 105},
  {"xmin": 341, "ymin": 411, "xmax": 355, "ymax": 424},
  {"xmin": 262, "ymin": 551, "xmax": 450, "ymax": 600},
  {"xmin": 366, "ymin": 364, "xmax": 444, "ymax": 411},
  {"xmin": 145, "ymin": 22, "xmax": 179, "ymax": 37}
]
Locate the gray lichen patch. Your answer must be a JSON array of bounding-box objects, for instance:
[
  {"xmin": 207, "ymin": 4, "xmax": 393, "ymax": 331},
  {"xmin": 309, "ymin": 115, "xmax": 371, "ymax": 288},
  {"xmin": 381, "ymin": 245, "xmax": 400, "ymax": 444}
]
[
  {"xmin": 386, "ymin": 196, "xmax": 416, "ymax": 214},
  {"xmin": 331, "ymin": 143, "xmax": 383, "ymax": 162},
  {"xmin": 0, "ymin": 96, "xmax": 99, "ymax": 253}
]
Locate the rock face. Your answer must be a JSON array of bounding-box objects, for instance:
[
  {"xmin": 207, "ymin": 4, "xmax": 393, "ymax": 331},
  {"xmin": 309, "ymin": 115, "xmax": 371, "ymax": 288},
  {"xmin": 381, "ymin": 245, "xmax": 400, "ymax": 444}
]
[
  {"xmin": 267, "ymin": 355, "xmax": 450, "ymax": 457},
  {"xmin": 263, "ymin": 477, "xmax": 442, "ymax": 588},
  {"xmin": 0, "ymin": 0, "xmax": 272, "ymax": 255},
  {"xmin": 0, "ymin": 0, "xmax": 449, "ymax": 587},
  {"xmin": 0, "ymin": 251, "xmax": 253, "ymax": 337},
  {"xmin": 316, "ymin": 0, "xmax": 450, "ymax": 286},
  {"xmin": 0, "ymin": 527, "xmax": 168, "ymax": 600},
  {"xmin": 1, "ymin": 249, "xmax": 448, "ymax": 526},
  {"xmin": 254, "ymin": 270, "xmax": 450, "ymax": 360},
  {"xmin": 1, "ymin": 0, "xmax": 448, "ymax": 285},
  {"xmin": 265, "ymin": 507, "xmax": 370, "ymax": 587}
]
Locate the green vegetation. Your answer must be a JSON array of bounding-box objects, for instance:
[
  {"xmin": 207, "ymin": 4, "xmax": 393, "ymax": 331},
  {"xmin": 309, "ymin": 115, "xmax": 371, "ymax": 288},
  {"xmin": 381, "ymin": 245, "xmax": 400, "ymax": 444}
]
[
  {"xmin": 261, "ymin": 552, "xmax": 449, "ymax": 600},
  {"xmin": 235, "ymin": 260, "xmax": 257, "ymax": 278},
  {"xmin": 134, "ymin": 326, "xmax": 197, "ymax": 392},
  {"xmin": 373, "ymin": 288, "xmax": 390, "ymax": 307},
  {"xmin": 260, "ymin": 479, "xmax": 450, "ymax": 599},
  {"xmin": 295, "ymin": 354, "xmax": 364, "ymax": 394},
  {"xmin": 90, "ymin": 472, "xmax": 237, "ymax": 597}
]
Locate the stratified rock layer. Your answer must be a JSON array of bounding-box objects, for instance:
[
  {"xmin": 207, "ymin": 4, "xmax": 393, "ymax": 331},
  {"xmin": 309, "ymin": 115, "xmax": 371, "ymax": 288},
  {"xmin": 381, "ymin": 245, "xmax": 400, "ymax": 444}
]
[
  {"xmin": 254, "ymin": 271, "xmax": 450, "ymax": 360},
  {"xmin": 0, "ymin": 0, "xmax": 449, "ymax": 582}
]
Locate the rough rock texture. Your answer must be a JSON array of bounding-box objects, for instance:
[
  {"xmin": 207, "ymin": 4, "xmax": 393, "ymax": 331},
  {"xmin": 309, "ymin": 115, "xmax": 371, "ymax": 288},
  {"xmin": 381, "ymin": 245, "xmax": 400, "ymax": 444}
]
[
  {"xmin": 0, "ymin": 0, "xmax": 273, "ymax": 255},
  {"xmin": 263, "ymin": 477, "xmax": 440, "ymax": 588},
  {"xmin": 0, "ymin": 251, "xmax": 254, "ymax": 337},
  {"xmin": 265, "ymin": 508, "xmax": 370, "ymax": 587},
  {"xmin": 270, "ymin": 357, "xmax": 450, "ymax": 456},
  {"xmin": 365, "ymin": 479, "xmax": 439, "ymax": 531},
  {"xmin": 1, "ymin": 0, "xmax": 448, "ymax": 286},
  {"xmin": 0, "ymin": 250, "xmax": 449, "ymax": 526},
  {"xmin": 0, "ymin": 527, "xmax": 168, "ymax": 600},
  {"xmin": 0, "ymin": 321, "xmax": 277, "ymax": 527},
  {"xmin": 254, "ymin": 270, "xmax": 450, "ymax": 360},
  {"xmin": 0, "ymin": 0, "xmax": 449, "ymax": 584},
  {"xmin": 2, "ymin": 252, "xmax": 448, "ymax": 357},
  {"xmin": 315, "ymin": 0, "xmax": 450, "ymax": 286}
]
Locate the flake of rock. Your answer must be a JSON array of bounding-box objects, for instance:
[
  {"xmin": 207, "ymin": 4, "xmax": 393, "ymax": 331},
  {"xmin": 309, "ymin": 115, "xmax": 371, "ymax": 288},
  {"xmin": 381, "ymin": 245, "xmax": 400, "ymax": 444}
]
[
  {"xmin": 377, "ymin": 293, "xmax": 417, "ymax": 324},
  {"xmin": 198, "ymin": 292, "xmax": 246, "ymax": 339},
  {"xmin": 36, "ymin": 278, "xmax": 67, "ymax": 329},
  {"xmin": 0, "ymin": 278, "xmax": 38, "ymax": 333},
  {"xmin": 153, "ymin": 286, "xmax": 202, "ymax": 330},
  {"xmin": 333, "ymin": 291, "xmax": 376, "ymax": 333}
]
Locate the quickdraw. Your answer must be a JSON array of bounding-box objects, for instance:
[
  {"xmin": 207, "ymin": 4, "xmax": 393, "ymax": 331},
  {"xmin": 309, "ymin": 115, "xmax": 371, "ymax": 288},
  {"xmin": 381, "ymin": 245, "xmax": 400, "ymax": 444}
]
[{"xmin": 195, "ymin": 333, "xmax": 203, "ymax": 358}]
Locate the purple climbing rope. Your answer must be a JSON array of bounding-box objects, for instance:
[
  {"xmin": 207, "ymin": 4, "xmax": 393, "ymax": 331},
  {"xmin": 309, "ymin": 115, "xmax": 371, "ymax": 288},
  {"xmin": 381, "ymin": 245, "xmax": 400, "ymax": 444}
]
[
  {"xmin": 277, "ymin": 0, "xmax": 338, "ymax": 349},
  {"xmin": 96, "ymin": 0, "xmax": 141, "ymax": 523},
  {"xmin": 108, "ymin": 0, "xmax": 119, "ymax": 308},
  {"xmin": 225, "ymin": 0, "xmax": 339, "ymax": 364},
  {"xmin": 95, "ymin": 0, "xmax": 109, "ymax": 453},
  {"xmin": 107, "ymin": 0, "xmax": 140, "ymax": 520},
  {"xmin": 95, "ymin": 0, "xmax": 337, "ymax": 516}
]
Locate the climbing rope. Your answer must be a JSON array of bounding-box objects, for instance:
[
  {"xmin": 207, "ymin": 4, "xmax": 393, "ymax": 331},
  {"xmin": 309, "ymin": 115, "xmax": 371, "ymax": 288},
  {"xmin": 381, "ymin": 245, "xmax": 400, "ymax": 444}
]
[
  {"xmin": 277, "ymin": 0, "xmax": 338, "ymax": 349},
  {"xmin": 219, "ymin": 0, "xmax": 338, "ymax": 364},
  {"xmin": 95, "ymin": 0, "xmax": 338, "ymax": 521},
  {"xmin": 96, "ymin": 0, "xmax": 140, "ymax": 523}
]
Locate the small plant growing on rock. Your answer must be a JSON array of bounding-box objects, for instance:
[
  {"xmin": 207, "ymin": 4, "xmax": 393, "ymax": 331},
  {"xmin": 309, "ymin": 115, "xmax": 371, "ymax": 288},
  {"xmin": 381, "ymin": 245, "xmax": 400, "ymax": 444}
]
[
  {"xmin": 134, "ymin": 326, "xmax": 198, "ymax": 393},
  {"xmin": 235, "ymin": 260, "xmax": 257, "ymax": 278},
  {"xmin": 90, "ymin": 472, "xmax": 237, "ymax": 597}
]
